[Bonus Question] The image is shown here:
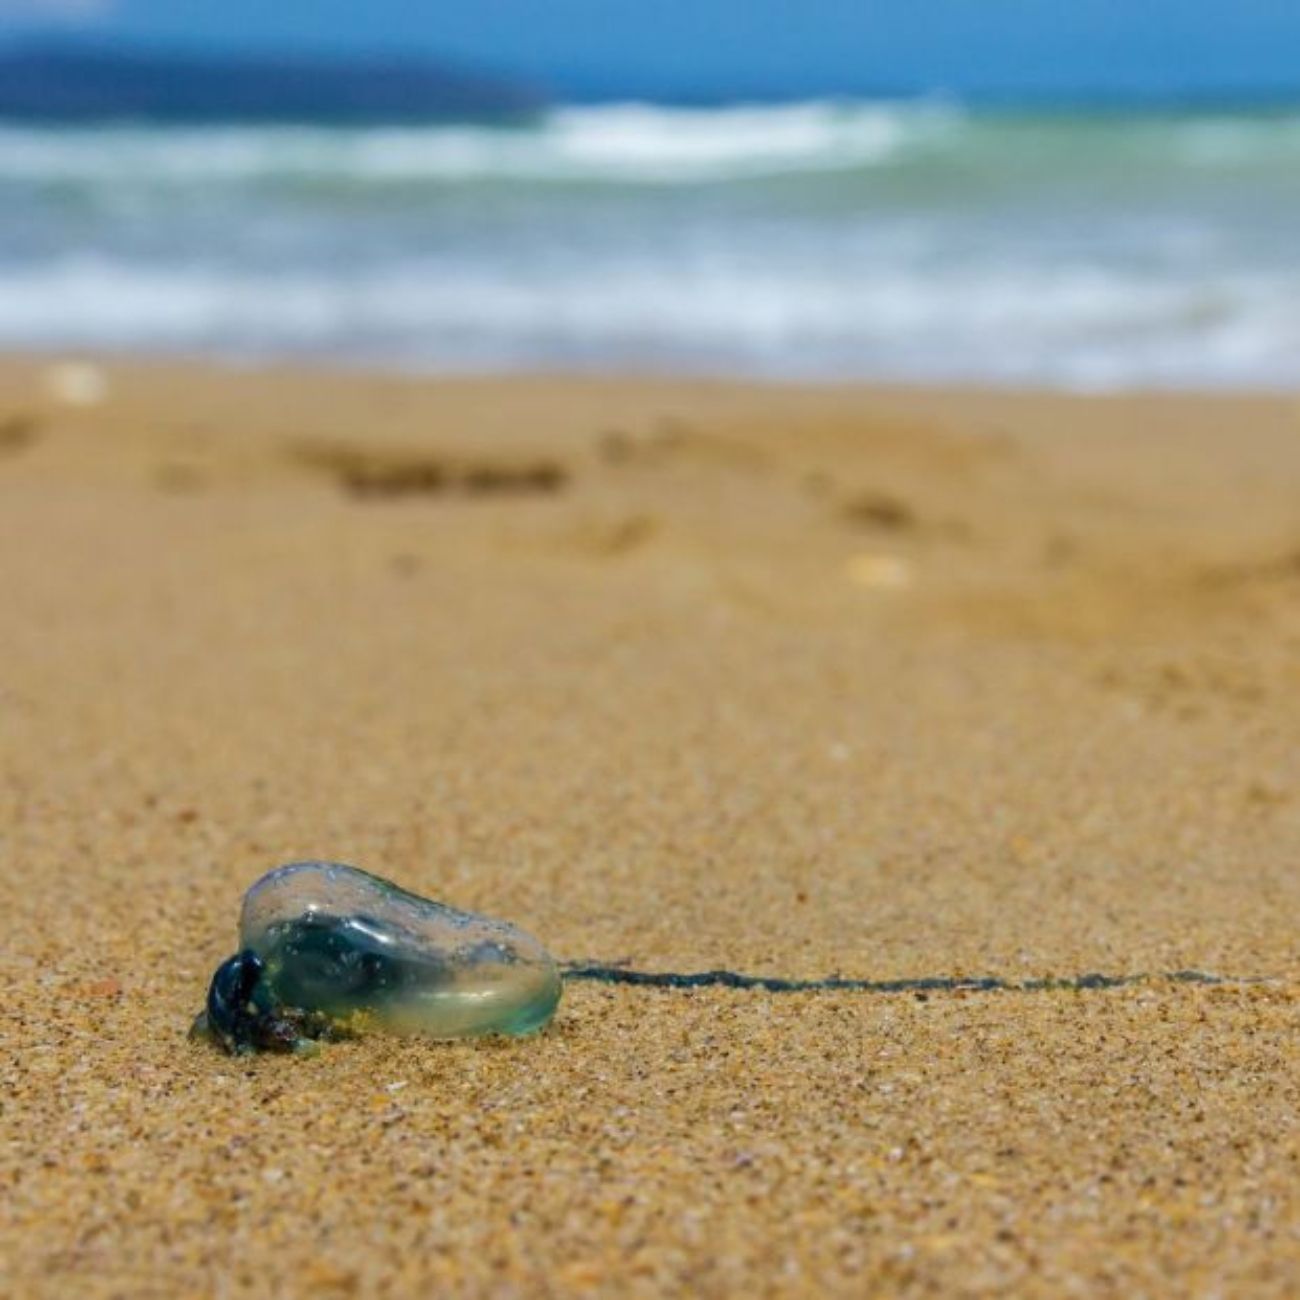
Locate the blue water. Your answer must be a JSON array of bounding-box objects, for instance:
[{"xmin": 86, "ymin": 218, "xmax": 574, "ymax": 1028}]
[{"xmin": 2, "ymin": 100, "xmax": 1299, "ymax": 388}]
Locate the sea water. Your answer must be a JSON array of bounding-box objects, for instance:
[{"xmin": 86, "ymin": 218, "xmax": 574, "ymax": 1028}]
[{"xmin": 2, "ymin": 100, "xmax": 1299, "ymax": 388}]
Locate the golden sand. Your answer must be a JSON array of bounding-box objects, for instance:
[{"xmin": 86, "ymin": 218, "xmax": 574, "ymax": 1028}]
[{"xmin": 1, "ymin": 359, "xmax": 1297, "ymax": 1296}]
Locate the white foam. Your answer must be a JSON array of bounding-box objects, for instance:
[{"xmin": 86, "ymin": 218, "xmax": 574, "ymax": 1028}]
[
  {"xmin": 0, "ymin": 101, "xmax": 957, "ymax": 186},
  {"xmin": 1, "ymin": 253, "xmax": 1296, "ymax": 388}
]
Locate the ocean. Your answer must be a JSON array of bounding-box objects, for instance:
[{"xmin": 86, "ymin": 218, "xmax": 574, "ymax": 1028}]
[{"xmin": 3, "ymin": 100, "xmax": 1299, "ymax": 389}]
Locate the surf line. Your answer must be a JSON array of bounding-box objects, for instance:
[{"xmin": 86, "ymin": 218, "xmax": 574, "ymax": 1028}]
[{"xmin": 561, "ymin": 965, "xmax": 1263, "ymax": 994}]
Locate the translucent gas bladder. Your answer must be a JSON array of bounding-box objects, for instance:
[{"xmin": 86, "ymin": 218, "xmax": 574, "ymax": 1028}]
[{"xmin": 194, "ymin": 861, "xmax": 561, "ymax": 1054}]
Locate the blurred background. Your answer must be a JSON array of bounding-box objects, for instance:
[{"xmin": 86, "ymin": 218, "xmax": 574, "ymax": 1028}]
[{"xmin": 1, "ymin": 0, "xmax": 1298, "ymax": 389}]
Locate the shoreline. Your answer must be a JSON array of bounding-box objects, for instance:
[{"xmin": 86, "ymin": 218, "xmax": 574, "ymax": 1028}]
[{"xmin": 7, "ymin": 348, "xmax": 1300, "ymax": 402}]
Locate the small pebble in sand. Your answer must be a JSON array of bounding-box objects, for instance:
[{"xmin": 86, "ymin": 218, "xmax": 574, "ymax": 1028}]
[
  {"xmin": 845, "ymin": 552, "xmax": 913, "ymax": 590},
  {"xmin": 42, "ymin": 360, "xmax": 109, "ymax": 408},
  {"xmin": 192, "ymin": 861, "xmax": 561, "ymax": 1054}
]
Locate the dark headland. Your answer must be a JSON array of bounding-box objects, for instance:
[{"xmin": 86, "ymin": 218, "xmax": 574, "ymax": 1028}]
[{"xmin": 0, "ymin": 43, "xmax": 549, "ymax": 122}]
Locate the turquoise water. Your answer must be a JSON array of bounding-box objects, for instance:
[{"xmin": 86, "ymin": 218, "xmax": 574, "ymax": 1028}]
[{"xmin": 2, "ymin": 100, "xmax": 1299, "ymax": 387}]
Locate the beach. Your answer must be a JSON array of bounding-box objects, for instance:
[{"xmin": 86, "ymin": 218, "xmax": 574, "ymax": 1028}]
[{"xmin": 1, "ymin": 357, "xmax": 1297, "ymax": 1295}]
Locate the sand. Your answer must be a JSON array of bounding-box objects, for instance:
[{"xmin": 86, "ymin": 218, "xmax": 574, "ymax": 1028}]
[{"xmin": 1, "ymin": 358, "xmax": 1297, "ymax": 1296}]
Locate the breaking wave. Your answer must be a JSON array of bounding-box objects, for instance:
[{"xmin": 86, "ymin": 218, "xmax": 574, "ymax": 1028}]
[{"xmin": 2, "ymin": 102, "xmax": 1299, "ymax": 387}]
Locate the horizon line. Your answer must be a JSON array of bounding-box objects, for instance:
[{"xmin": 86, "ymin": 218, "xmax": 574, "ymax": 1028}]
[{"xmin": 1, "ymin": 37, "xmax": 1299, "ymax": 115}]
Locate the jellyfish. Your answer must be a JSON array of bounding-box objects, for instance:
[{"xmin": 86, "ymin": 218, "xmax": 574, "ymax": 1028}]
[{"xmin": 192, "ymin": 861, "xmax": 561, "ymax": 1054}]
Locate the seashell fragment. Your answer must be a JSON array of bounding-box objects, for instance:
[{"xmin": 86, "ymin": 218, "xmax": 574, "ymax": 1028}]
[{"xmin": 193, "ymin": 861, "xmax": 561, "ymax": 1054}]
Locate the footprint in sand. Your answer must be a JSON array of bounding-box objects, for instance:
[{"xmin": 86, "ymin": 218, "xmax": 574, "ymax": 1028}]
[
  {"xmin": 292, "ymin": 440, "xmax": 568, "ymax": 499},
  {"xmin": 0, "ymin": 413, "xmax": 39, "ymax": 456},
  {"xmin": 840, "ymin": 490, "xmax": 916, "ymax": 532},
  {"xmin": 564, "ymin": 514, "xmax": 660, "ymax": 558}
]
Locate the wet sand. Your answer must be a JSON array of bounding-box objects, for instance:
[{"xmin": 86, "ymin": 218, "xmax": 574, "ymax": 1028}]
[{"xmin": 1, "ymin": 359, "xmax": 1297, "ymax": 1295}]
